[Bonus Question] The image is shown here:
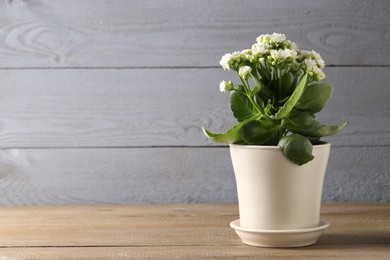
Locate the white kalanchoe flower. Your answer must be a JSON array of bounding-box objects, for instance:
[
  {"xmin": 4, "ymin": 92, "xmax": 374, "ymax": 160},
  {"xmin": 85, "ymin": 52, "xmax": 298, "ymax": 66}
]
[
  {"xmin": 240, "ymin": 49, "xmax": 254, "ymax": 62},
  {"xmin": 256, "ymin": 34, "xmax": 267, "ymax": 43},
  {"xmin": 219, "ymin": 80, "xmax": 234, "ymax": 93},
  {"xmin": 270, "ymin": 49, "xmax": 289, "ymax": 60},
  {"xmin": 269, "ymin": 49, "xmax": 297, "ymax": 66},
  {"xmin": 269, "ymin": 33, "xmax": 286, "ymax": 43},
  {"xmin": 220, "ymin": 53, "xmax": 232, "ymax": 70},
  {"xmin": 230, "ymin": 51, "xmax": 241, "ymax": 60},
  {"xmin": 219, "ymin": 51, "xmax": 246, "ymax": 71},
  {"xmin": 288, "ymin": 49, "xmax": 297, "ymax": 59},
  {"xmin": 252, "ymin": 42, "xmax": 269, "ymax": 55},
  {"xmin": 288, "ymin": 40, "xmax": 298, "ymax": 51},
  {"xmin": 301, "ymin": 50, "xmax": 325, "ymax": 69},
  {"xmin": 303, "ymin": 58, "xmax": 325, "ymax": 81},
  {"xmin": 257, "ymin": 33, "xmax": 287, "ymax": 47},
  {"xmin": 311, "ymin": 51, "xmax": 325, "ymax": 69},
  {"xmin": 312, "ymin": 66, "xmax": 326, "ymax": 81},
  {"xmin": 258, "ymin": 57, "xmax": 266, "ymax": 66},
  {"xmin": 229, "ymin": 51, "xmax": 243, "ymax": 70},
  {"xmin": 304, "ymin": 58, "xmax": 317, "ymax": 71},
  {"xmin": 238, "ymin": 66, "xmax": 252, "ymax": 80}
]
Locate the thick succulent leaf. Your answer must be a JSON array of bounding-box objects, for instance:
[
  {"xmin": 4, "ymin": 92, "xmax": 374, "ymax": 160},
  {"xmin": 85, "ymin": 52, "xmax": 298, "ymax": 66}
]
[
  {"xmin": 295, "ymin": 83, "xmax": 333, "ymax": 113},
  {"xmin": 202, "ymin": 125, "xmax": 242, "ymax": 144},
  {"xmin": 254, "ymin": 93, "xmax": 265, "ymax": 109},
  {"xmin": 240, "ymin": 119, "xmax": 284, "ymax": 145},
  {"xmin": 252, "ymin": 75, "xmax": 273, "ymax": 98},
  {"xmin": 272, "ymin": 74, "xmax": 308, "ymax": 120},
  {"xmin": 278, "ymin": 134, "xmax": 314, "ymax": 166},
  {"xmin": 230, "ymin": 88, "xmax": 257, "ymax": 122},
  {"xmin": 286, "ymin": 112, "xmax": 347, "ymax": 137},
  {"xmin": 280, "ymin": 72, "xmax": 294, "ymax": 97},
  {"xmin": 202, "ymin": 116, "xmax": 258, "ymax": 144}
]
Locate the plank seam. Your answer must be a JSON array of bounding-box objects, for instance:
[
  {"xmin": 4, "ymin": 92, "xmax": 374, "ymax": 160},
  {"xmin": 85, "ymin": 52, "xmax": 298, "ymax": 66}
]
[
  {"xmin": 0, "ymin": 242, "xmax": 388, "ymax": 249},
  {"xmin": 1, "ymin": 144, "xmax": 389, "ymax": 150},
  {"xmin": 0, "ymin": 65, "xmax": 389, "ymax": 70}
]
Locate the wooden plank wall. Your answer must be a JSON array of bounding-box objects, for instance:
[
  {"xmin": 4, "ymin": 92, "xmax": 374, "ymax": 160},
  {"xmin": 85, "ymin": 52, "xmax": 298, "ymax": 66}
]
[{"xmin": 0, "ymin": 0, "xmax": 388, "ymax": 205}]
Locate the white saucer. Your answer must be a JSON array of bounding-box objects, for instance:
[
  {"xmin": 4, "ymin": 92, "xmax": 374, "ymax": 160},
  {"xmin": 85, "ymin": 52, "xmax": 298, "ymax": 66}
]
[{"xmin": 230, "ymin": 219, "xmax": 329, "ymax": 247}]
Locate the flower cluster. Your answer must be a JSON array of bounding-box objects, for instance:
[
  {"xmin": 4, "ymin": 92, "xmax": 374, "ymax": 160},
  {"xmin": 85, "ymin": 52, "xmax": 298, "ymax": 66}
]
[
  {"xmin": 220, "ymin": 51, "xmax": 246, "ymax": 71},
  {"xmin": 299, "ymin": 50, "xmax": 325, "ymax": 81},
  {"xmin": 251, "ymin": 33, "xmax": 298, "ymax": 68},
  {"xmin": 218, "ymin": 33, "xmax": 326, "ymax": 91}
]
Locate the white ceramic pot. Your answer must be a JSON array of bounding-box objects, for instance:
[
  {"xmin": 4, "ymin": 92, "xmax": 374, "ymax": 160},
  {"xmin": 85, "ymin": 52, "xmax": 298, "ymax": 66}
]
[{"xmin": 230, "ymin": 143, "xmax": 331, "ymax": 231}]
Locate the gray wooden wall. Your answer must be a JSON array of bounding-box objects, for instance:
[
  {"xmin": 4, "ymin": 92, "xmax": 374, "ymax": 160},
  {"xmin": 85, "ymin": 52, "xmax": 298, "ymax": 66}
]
[{"xmin": 0, "ymin": 0, "xmax": 389, "ymax": 205}]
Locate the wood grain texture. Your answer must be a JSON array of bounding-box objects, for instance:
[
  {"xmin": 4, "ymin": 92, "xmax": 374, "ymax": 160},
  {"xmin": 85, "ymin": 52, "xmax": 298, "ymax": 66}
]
[
  {"xmin": 0, "ymin": 245, "xmax": 389, "ymax": 260},
  {"xmin": 0, "ymin": 67, "xmax": 388, "ymax": 148},
  {"xmin": 0, "ymin": 204, "xmax": 387, "ymax": 259},
  {"xmin": 0, "ymin": 0, "xmax": 388, "ymax": 67},
  {"xmin": 0, "ymin": 147, "xmax": 388, "ymax": 205}
]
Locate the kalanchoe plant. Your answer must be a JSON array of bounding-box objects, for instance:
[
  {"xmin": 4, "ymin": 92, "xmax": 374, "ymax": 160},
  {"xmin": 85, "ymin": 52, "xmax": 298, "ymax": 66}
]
[{"xmin": 202, "ymin": 33, "xmax": 347, "ymax": 165}]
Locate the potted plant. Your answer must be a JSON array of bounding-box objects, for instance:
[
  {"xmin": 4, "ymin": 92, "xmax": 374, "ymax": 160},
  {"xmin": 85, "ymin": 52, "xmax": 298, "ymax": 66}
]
[{"xmin": 202, "ymin": 33, "xmax": 346, "ymax": 247}]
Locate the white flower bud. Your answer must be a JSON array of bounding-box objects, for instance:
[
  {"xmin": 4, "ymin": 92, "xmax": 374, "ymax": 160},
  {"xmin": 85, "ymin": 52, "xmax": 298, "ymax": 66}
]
[
  {"xmin": 238, "ymin": 66, "xmax": 252, "ymax": 80},
  {"xmin": 219, "ymin": 80, "xmax": 233, "ymax": 93}
]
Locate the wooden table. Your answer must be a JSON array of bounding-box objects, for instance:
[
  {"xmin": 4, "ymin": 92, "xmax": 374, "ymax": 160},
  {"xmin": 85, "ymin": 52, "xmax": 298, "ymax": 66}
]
[{"xmin": 0, "ymin": 204, "xmax": 388, "ymax": 259}]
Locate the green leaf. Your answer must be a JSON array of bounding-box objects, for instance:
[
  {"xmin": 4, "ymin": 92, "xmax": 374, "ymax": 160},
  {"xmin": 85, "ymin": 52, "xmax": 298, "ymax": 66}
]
[
  {"xmin": 295, "ymin": 83, "xmax": 333, "ymax": 113},
  {"xmin": 202, "ymin": 116, "xmax": 258, "ymax": 144},
  {"xmin": 250, "ymin": 85, "xmax": 260, "ymax": 97},
  {"xmin": 252, "ymin": 75, "xmax": 273, "ymax": 98},
  {"xmin": 278, "ymin": 134, "xmax": 314, "ymax": 166},
  {"xmin": 240, "ymin": 119, "xmax": 284, "ymax": 145},
  {"xmin": 202, "ymin": 125, "xmax": 243, "ymax": 144},
  {"xmin": 285, "ymin": 112, "xmax": 347, "ymax": 137},
  {"xmin": 272, "ymin": 74, "xmax": 308, "ymax": 120},
  {"xmin": 230, "ymin": 87, "xmax": 257, "ymax": 122},
  {"xmin": 280, "ymin": 72, "xmax": 294, "ymax": 97}
]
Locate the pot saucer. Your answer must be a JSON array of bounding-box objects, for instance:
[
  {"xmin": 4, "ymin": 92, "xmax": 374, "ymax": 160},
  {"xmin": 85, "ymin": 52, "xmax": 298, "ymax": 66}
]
[{"xmin": 230, "ymin": 219, "xmax": 329, "ymax": 247}]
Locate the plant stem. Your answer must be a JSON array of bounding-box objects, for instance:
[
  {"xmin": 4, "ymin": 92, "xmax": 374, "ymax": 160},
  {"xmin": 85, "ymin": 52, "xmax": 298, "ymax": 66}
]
[
  {"xmin": 236, "ymin": 72, "xmax": 263, "ymax": 114},
  {"xmin": 247, "ymin": 95, "xmax": 262, "ymax": 114},
  {"xmin": 237, "ymin": 73, "xmax": 250, "ymax": 94},
  {"xmin": 278, "ymin": 73, "xmax": 282, "ymax": 99},
  {"xmin": 251, "ymin": 73, "xmax": 272, "ymax": 99}
]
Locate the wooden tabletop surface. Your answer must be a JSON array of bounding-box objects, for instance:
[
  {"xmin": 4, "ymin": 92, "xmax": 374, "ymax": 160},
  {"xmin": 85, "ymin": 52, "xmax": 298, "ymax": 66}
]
[{"xmin": 0, "ymin": 203, "xmax": 388, "ymax": 259}]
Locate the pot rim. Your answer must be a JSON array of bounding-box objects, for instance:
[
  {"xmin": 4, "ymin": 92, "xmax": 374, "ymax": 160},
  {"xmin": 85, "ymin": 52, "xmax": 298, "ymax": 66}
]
[{"xmin": 229, "ymin": 142, "xmax": 330, "ymax": 150}]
